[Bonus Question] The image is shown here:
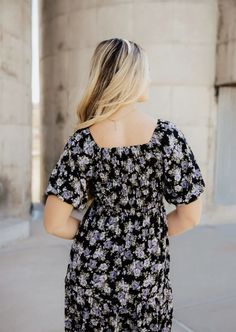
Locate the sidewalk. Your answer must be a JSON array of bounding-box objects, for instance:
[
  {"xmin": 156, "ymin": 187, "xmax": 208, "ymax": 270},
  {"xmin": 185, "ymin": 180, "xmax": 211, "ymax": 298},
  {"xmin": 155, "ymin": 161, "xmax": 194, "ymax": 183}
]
[{"xmin": 0, "ymin": 207, "xmax": 235, "ymax": 332}]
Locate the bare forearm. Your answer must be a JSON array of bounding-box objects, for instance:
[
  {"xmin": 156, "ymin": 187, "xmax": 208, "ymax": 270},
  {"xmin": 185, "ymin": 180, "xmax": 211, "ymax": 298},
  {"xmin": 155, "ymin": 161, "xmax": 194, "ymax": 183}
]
[
  {"xmin": 48, "ymin": 216, "xmax": 81, "ymax": 240},
  {"xmin": 167, "ymin": 208, "xmax": 196, "ymax": 237}
]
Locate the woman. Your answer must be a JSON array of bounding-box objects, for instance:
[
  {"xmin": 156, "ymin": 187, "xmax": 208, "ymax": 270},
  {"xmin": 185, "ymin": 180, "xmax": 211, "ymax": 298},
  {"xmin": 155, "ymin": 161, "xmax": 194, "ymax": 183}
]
[{"xmin": 43, "ymin": 38, "xmax": 205, "ymax": 332}]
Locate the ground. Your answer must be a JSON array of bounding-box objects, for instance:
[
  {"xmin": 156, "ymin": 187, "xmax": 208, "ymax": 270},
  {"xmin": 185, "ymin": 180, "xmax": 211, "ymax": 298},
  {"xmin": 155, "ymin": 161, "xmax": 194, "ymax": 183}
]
[{"xmin": 0, "ymin": 206, "xmax": 235, "ymax": 332}]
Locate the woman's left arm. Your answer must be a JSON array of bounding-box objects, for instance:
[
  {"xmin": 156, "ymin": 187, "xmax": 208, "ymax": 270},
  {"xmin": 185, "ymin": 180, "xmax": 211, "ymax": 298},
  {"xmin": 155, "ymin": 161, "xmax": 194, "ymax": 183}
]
[{"xmin": 43, "ymin": 195, "xmax": 81, "ymax": 240}]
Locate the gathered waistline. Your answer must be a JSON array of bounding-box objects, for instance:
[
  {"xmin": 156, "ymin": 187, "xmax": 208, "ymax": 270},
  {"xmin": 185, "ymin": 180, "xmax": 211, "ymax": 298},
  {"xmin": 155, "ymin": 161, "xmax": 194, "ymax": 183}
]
[{"xmin": 90, "ymin": 200, "xmax": 162, "ymax": 217}]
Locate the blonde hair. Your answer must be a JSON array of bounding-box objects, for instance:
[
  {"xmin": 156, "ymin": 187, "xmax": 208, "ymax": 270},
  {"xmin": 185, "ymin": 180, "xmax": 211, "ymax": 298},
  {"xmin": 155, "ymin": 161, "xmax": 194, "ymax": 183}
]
[{"xmin": 73, "ymin": 38, "xmax": 149, "ymax": 131}]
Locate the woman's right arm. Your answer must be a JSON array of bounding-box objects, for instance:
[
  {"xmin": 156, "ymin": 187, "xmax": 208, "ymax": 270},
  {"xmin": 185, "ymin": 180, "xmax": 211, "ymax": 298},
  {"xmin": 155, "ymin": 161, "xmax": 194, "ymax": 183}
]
[
  {"xmin": 160, "ymin": 120, "xmax": 206, "ymax": 235},
  {"xmin": 167, "ymin": 195, "xmax": 204, "ymax": 237}
]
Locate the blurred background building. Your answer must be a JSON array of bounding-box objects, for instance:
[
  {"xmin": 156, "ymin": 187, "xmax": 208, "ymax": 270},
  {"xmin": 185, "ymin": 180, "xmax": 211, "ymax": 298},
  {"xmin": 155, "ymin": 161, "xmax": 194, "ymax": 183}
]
[{"xmin": 0, "ymin": 0, "xmax": 235, "ymax": 246}]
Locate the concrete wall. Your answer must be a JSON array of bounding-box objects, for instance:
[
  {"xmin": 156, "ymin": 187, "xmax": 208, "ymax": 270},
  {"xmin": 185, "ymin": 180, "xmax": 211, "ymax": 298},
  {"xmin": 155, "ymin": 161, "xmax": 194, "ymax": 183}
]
[
  {"xmin": 40, "ymin": 0, "xmax": 219, "ymax": 218},
  {"xmin": 39, "ymin": 0, "xmax": 100, "ymax": 196},
  {"xmin": 214, "ymin": 87, "xmax": 236, "ymax": 205},
  {"xmin": 0, "ymin": 0, "xmax": 32, "ymax": 219},
  {"xmin": 214, "ymin": 0, "xmax": 236, "ymax": 209},
  {"xmin": 134, "ymin": 0, "xmax": 218, "ymax": 213},
  {"xmin": 216, "ymin": 0, "xmax": 236, "ymax": 85}
]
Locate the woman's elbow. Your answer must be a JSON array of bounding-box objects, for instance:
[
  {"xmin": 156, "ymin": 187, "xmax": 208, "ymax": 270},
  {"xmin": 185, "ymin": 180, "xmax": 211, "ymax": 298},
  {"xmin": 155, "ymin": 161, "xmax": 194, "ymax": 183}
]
[
  {"xmin": 43, "ymin": 195, "xmax": 73, "ymax": 234},
  {"xmin": 192, "ymin": 216, "xmax": 201, "ymax": 227},
  {"xmin": 176, "ymin": 197, "xmax": 203, "ymax": 227},
  {"xmin": 43, "ymin": 214, "xmax": 54, "ymax": 234}
]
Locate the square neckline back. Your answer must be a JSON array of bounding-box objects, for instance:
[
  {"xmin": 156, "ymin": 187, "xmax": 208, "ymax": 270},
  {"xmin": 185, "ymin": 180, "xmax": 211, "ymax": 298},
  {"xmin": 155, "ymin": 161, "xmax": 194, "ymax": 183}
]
[{"xmin": 86, "ymin": 118, "xmax": 161, "ymax": 151}]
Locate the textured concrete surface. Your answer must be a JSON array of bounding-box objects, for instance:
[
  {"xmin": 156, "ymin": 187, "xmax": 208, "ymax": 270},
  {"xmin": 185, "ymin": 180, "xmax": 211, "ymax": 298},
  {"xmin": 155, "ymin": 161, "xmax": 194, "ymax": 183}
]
[
  {"xmin": 0, "ymin": 0, "xmax": 32, "ymax": 219},
  {"xmin": 170, "ymin": 222, "xmax": 236, "ymax": 332},
  {"xmin": 40, "ymin": 0, "xmax": 219, "ymax": 213},
  {"xmin": 0, "ymin": 205, "xmax": 235, "ymax": 331}
]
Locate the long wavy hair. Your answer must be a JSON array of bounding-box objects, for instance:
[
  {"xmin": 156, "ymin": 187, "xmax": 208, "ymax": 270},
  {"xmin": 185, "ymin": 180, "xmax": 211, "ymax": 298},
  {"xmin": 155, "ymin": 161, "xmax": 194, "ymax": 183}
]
[{"xmin": 73, "ymin": 38, "xmax": 150, "ymax": 131}]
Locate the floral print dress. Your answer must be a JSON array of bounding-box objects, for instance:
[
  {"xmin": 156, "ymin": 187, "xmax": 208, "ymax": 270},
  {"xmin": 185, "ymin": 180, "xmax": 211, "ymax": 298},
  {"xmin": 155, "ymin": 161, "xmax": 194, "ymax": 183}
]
[{"xmin": 45, "ymin": 118, "xmax": 206, "ymax": 332}]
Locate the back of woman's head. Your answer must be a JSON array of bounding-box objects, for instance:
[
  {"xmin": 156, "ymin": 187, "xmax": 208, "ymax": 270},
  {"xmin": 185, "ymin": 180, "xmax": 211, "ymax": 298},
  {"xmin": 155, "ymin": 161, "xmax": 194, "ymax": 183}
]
[{"xmin": 74, "ymin": 38, "xmax": 150, "ymax": 130}]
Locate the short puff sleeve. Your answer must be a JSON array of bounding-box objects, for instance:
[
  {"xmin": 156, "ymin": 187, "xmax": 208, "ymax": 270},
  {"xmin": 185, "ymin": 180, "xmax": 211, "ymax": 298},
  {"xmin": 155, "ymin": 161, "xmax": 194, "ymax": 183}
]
[
  {"xmin": 161, "ymin": 120, "xmax": 206, "ymax": 205},
  {"xmin": 44, "ymin": 133, "xmax": 90, "ymax": 210}
]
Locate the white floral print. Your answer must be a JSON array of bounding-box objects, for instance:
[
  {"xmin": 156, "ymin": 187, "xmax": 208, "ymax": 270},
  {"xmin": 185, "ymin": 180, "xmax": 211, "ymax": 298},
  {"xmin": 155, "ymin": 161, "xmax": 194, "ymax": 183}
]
[{"xmin": 45, "ymin": 118, "xmax": 205, "ymax": 331}]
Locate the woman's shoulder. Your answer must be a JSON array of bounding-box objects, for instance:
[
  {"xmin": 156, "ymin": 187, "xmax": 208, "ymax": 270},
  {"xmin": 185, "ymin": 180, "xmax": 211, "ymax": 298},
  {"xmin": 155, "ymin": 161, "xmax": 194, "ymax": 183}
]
[
  {"xmin": 158, "ymin": 118, "xmax": 186, "ymax": 141},
  {"xmin": 68, "ymin": 124, "xmax": 93, "ymax": 143},
  {"xmin": 156, "ymin": 118, "xmax": 189, "ymax": 157},
  {"xmin": 69, "ymin": 126, "xmax": 96, "ymax": 157},
  {"xmin": 158, "ymin": 118, "xmax": 181, "ymax": 132},
  {"xmin": 70, "ymin": 126, "xmax": 88, "ymax": 142}
]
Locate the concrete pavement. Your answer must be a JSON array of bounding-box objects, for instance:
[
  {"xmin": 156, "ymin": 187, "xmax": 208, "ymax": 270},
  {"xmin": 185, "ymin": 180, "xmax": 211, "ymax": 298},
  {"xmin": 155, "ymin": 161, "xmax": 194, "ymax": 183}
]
[{"xmin": 0, "ymin": 206, "xmax": 235, "ymax": 332}]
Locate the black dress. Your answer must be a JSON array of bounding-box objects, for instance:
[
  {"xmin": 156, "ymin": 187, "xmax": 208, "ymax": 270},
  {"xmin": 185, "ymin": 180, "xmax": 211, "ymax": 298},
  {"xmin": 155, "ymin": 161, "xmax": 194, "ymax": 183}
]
[{"xmin": 45, "ymin": 118, "xmax": 206, "ymax": 332}]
